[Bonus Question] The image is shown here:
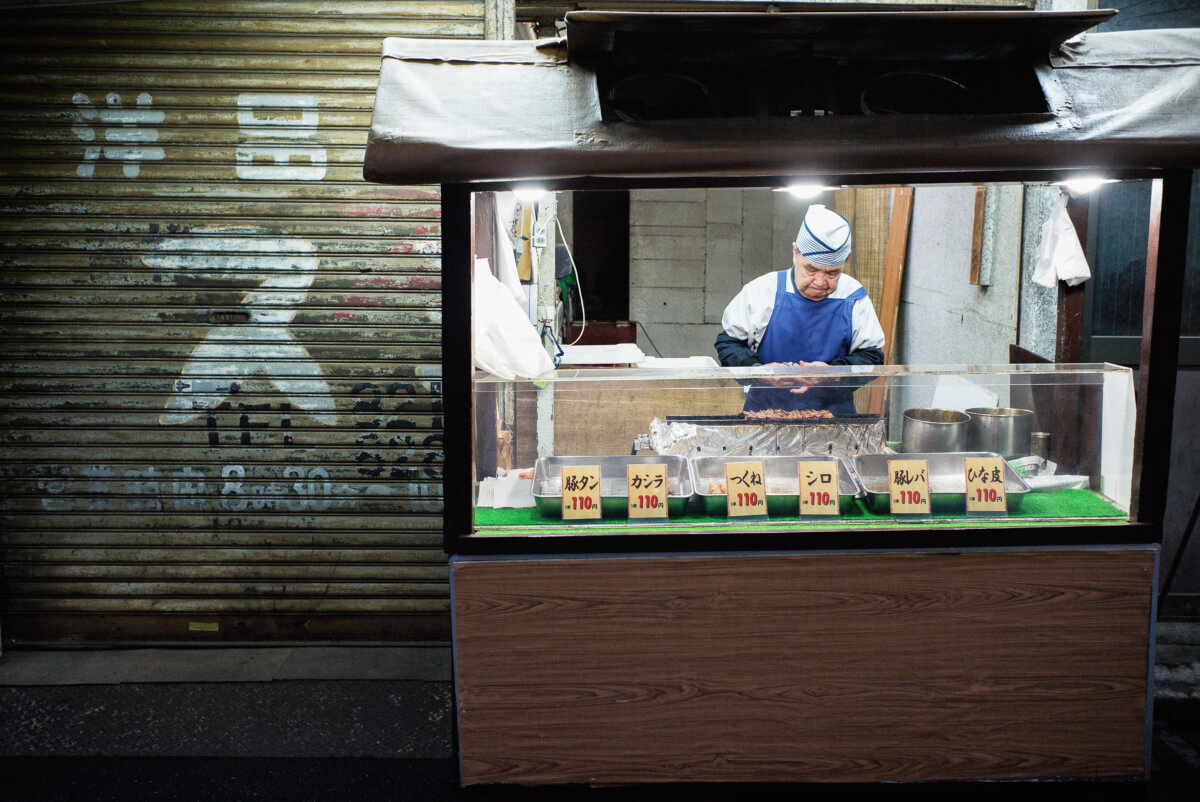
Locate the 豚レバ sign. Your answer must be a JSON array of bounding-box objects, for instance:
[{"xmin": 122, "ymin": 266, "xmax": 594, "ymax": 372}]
[{"xmin": 889, "ymin": 458, "xmax": 931, "ymax": 516}]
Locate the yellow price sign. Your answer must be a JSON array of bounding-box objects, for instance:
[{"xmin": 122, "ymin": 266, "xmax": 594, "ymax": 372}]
[
  {"xmin": 889, "ymin": 458, "xmax": 931, "ymax": 516},
  {"xmin": 798, "ymin": 460, "xmax": 840, "ymax": 516},
  {"xmin": 964, "ymin": 456, "xmax": 1008, "ymax": 515},
  {"xmin": 725, "ymin": 460, "xmax": 767, "ymax": 518},
  {"xmin": 627, "ymin": 464, "xmax": 669, "ymax": 520},
  {"xmin": 561, "ymin": 465, "xmax": 601, "ymax": 520}
]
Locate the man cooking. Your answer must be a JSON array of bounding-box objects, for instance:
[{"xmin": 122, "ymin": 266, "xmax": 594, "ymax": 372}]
[{"xmin": 715, "ymin": 204, "xmax": 885, "ymax": 415}]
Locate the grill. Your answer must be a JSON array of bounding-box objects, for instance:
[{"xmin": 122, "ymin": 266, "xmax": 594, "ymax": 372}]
[
  {"xmin": 666, "ymin": 414, "xmax": 882, "ymax": 426},
  {"xmin": 649, "ymin": 414, "xmax": 890, "ymax": 459}
]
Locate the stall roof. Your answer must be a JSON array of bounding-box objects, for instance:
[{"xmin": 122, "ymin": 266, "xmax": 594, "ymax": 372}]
[
  {"xmin": 562, "ymin": 9, "xmax": 1108, "ymax": 60},
  {"xmin": 363, "ymin": 11, "xmax": 1200, "ymax": 185}
]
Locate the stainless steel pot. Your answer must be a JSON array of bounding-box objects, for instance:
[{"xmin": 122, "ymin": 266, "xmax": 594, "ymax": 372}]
[
  {"xmin": 901, "ymin": 408, "xmax": 969, "ymax": 453},
  {"xmin": 965, "ymin": 407, "xmax": 1034, "ymax": 458}
]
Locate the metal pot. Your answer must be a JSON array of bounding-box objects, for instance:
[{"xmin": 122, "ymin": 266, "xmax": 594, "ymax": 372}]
[
  {"xmin": 901, "ymin": 408, "xmax": 969, "ymax": 453},
  {"xmin": 965, "ymin": 407, "xmax": 1034, "ymax": 458}
]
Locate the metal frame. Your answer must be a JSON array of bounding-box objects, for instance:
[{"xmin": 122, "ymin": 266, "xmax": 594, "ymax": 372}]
[
  {"xmin": 418, "ymin": 17, "xmax": 1193, "ymax": 787},
  {"xmin": 441, "ymin": 166, "xmax": 1188, "ymax": 556}
]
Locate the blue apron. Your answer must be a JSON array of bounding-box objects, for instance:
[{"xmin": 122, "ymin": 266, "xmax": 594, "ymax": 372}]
[{"xmin": 744, "ymin": 269, "xmax": 865, "ymax": 415}]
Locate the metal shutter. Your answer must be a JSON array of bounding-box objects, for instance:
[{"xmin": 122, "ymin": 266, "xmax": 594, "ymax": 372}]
[{"xmin": 0, "ymin": 0, "xmax": 485, "ymax": 645}]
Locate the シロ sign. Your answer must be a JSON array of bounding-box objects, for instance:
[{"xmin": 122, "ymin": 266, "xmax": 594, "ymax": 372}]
[{"xmin": 798, "ymin": 460, "xmax": 840, "ymax": 516}]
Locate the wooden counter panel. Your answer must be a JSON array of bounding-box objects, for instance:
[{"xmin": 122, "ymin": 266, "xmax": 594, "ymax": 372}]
[
  {"xmin": 452, "ymin": 549, "xmax": 1154, "ymax": 785},
  {"xmin": 551, "ymin": 385, "xmax": 745, "ymax": 455}
]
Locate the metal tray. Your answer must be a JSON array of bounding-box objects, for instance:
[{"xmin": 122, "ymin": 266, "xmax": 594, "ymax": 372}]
[
  {"xmin": 690, "ymin": 455, "xmax": 863, "ymax": 517},
  {"xmin": 850, "ymin": 451, "xmax": 1031, "ymax": 514},
  {"xmin": 532, "ymin": 455, "xmax": 693, "ymax": 519}
]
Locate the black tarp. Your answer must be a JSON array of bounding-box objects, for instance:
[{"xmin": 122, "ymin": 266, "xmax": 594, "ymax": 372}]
[{"xmin": 363, "ymin": 11, "xmax": 1200, "ymax": 184}]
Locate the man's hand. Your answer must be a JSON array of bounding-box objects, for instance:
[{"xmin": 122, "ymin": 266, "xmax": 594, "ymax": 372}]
[
  {"xmin": 788, "ymin": 361, "xmax": 830, "ymax": 394},
  {"xmin": 757, "ymin": 362, "xmax": 795, "ymax": 387},
  {"xmin": 756, "ymin": 361, "xmax": 831, "ymax": 393}
]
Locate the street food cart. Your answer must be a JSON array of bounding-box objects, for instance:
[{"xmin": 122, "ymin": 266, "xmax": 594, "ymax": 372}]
[{"xmin": 363, "ymin": 10, "xmax": 1197, "ymax": 786}]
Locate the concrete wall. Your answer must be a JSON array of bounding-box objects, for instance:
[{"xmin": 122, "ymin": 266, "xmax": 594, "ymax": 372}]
[
  {"xmin": 896, "ymin": 185, "xmax": 1023, "ymax": 366},
  {"xmin": 1019, "ymin": 184, "xmax": 1060, "ymax": 360},
  {"xmin": 627, "ymin": 189, "xmax": 710, "ymax": 357},
  {"xmin": 629, "ymin": 188, "xmax": 816, "ymax": 359},
  {"xmin": 630, "ymin": 184, "xmax": 1030, "ymax": 365},
  {"xmin": 888, "ymin": 184, "xmax": 1025, "ymax": 417}
]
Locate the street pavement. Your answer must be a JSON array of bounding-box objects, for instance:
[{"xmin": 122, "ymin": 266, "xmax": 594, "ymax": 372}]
[{"xmin": 1, "ymin": 645, "xmax": 1197, "ymax": 801}]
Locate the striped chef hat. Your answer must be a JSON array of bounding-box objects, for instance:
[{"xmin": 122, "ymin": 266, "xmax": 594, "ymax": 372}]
[{"xmin": 795, "ymin": 204, "xmax": 852, "ymax": 266}]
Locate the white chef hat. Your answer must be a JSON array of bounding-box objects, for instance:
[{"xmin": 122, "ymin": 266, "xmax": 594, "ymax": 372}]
[{"xmin": 795, "ymin": 204, "xmax": 852, "ymax": 266}]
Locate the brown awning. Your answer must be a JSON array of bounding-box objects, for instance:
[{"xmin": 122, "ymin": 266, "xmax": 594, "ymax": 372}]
[{"xmin": 363, "ymin": 11, "xmax": 1200, "ymax": 185}]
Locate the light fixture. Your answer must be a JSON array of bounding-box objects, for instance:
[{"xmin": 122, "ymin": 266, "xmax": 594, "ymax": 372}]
[
  {"xmin": 513, "ymin": 186, "xmax": 547, "ymax": 203},
  {"xmin": 1057, "ymin": 176, "xmax": 1116, "ymax": 195},
  {"xmin": 776, "ymin": 183, "xmax": 830, "ymax": 199}
]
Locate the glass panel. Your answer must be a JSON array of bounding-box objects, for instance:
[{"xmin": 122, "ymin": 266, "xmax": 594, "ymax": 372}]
[
  {"xmin": 471, "ymin": 363, "xmax": 1135, "ymax": 534},
  {"xmin": 467, "ymin": 180, "xmax": 1140, "ymax": 536}
]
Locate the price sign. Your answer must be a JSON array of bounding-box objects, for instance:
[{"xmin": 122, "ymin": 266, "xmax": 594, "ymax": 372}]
[
  {"xmin": 888, "ymin": 458, "xmax": 932, "ymax": 516},
  {"xmin": 561, "ymin": 465, "xmax": 601, "ymax": 520},
  {"xmin": 725, "ymin": 460, "xmax": 767, "ymax": 518},
  {"xmin": 627, "ymin": 464, "xmax": 669, "ymax": 521},
  {"xmin": 798, "ymin": 460, "xmax": 840, "ymax": 517},
  {"xmin": 964, "ymin": 456, "xmax": 1008, "ymax": 515}
]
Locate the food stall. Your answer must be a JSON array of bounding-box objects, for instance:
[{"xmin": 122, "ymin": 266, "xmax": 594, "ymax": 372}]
[{"xmin": 363, "ymin": 10, "xmax": 1196, "ymax": 786}]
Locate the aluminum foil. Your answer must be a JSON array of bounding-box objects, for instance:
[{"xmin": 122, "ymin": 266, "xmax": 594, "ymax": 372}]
[{"xmin": 647, "ymin": 417, "xmax": 892, "ymax": 459}]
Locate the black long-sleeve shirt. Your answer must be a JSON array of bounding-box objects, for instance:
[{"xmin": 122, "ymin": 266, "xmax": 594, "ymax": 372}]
[{"xmin": 714, "ymin": 330, "xmax": 884, "ymax": 368}]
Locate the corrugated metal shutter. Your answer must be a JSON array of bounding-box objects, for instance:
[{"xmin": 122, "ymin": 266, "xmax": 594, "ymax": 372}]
[{"xmin": 0, "ymin": 0, "xmax": 486, "ymax": 645}]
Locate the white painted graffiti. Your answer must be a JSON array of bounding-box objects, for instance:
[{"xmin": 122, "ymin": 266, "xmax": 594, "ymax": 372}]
[
  {"xmin": 72, "ymin": 91, "xmax": 165, "ymax": 178},
  {"xmin": 236, "ymin": 93, "xmax": 327, "ymax": 181},
  {"xmin": 220, "ymin": 465, "xmax": 331, "ymax": 512},
  {"xmin": 145, "ymin": 228, "xmax": 336, "ymax": 424},
  {"xmin": 36, "ymin": 464, "xmax": 392, "ymax": 512},
  {"xmin": 39, "ymin": 464, "xmax": 207, "ymax": 512}
]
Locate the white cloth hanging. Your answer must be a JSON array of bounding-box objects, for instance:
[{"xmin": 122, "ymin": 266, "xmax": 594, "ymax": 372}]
[
  {"xmin": 472, "ymin": 258, "xmax": 556, "ymax": 380},
  {"xmin": 1033, "ymin": 191, "xmax": 1092, "ymax": 288}
]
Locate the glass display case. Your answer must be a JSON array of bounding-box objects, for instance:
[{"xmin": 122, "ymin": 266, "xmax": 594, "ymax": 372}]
[{"xmin": 470, "ymin": 362, "xmax": 1135, "ymax": 538}]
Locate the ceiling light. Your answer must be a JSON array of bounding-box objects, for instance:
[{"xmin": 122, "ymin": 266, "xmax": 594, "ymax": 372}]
[
  {"xmin": 1058, "ymin": 176, "xmax": 1115, "ymax": 195},
  {"xmin": 513, "ymin": 187, "xmax": 547, "ymax": 202},
  {"xmin": 778, "ymin": 183, "xmax": 829, "ymax": 199}
]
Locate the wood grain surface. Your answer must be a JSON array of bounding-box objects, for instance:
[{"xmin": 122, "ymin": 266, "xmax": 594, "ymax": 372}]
[
  {"xmin": 453, "ymin": 548, "xmax": 1154, "ymax": 785},
  {"xmin": 552, "ymin": 385, "xmax": 746, "ymax": 456}
]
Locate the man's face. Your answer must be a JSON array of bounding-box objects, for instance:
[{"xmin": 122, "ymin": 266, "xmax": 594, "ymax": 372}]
[{"xmin": 791, "ymin": 243, "xmax": 844, "ymax": 301}]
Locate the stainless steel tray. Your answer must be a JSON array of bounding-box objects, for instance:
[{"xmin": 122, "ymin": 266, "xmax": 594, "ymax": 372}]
[
  {"xmin": 532, "ymin": 455, "xmax": 692, "ymax": 519},
  {"xmin": 850, "ymin": 451, "xmax": 1031, "ymax": 514},
  {"xmin": 690, "ymin": 455, "xmax": 862, "ymax": 517}
]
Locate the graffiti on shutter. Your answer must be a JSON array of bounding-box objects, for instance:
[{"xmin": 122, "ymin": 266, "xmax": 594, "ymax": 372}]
[
  {"xmin": 0, "ymin": 0, "xmax": 476, "ymax": 645},
  {"xmin": 236, "ymin": 93, "xmax": 326, "ymax": 181},
  {"xmin": 72, "ymin": 91, "xmax": 165, "ymax": 177},
  {"xmin": 146, "ymin": 231, "xmax": 335, "ymax": 424}
]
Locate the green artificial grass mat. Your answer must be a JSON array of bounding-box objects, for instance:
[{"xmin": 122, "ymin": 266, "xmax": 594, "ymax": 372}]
[{"xmin": 472, "ymin": 488, "xmax": 1126, "ymax": 535}]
